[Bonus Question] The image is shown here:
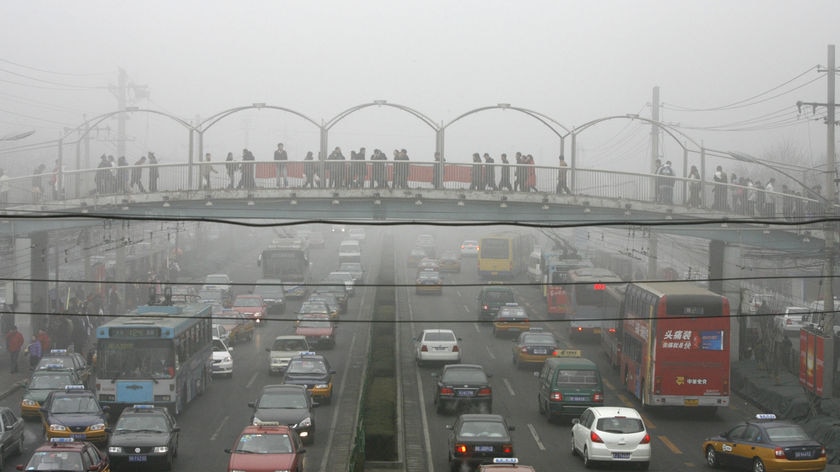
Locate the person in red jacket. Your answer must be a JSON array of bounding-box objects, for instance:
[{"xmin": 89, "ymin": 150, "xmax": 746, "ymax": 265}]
[
  {"xmin": 5, "ymin": 325, "xmax": 24, "ymax": 373},
  {"xmin": 37, "ymin": 328, "xmax": 51, "ymax": 354}
]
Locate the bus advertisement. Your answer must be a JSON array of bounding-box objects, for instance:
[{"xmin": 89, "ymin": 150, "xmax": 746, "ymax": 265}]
[
  {"xmin": 258, "ymin": 238, "xmax": 310, "ymax": 298},
  {"xmin": 618, "ymin": 281, "xmax": 730, "ymax": 409},
  {"xmin": 477, "ymin": 232, "xmax": 534, "ymax": 279},
  {"xmin": 542, "ymin": 255, "xmax": 592, "ymax": 318},
  {"xmin": 94, "ymin": 302, "xmax": 213, "ymax": 415},
  {"xmin": 566, "ymin": 267, "xmax": 624, "ymax": 337}
]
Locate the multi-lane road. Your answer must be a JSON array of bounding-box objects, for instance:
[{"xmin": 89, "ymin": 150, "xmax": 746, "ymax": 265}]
[{"xmin": 1, "ymin": 225, "xmax": 762, "ymax": 472}]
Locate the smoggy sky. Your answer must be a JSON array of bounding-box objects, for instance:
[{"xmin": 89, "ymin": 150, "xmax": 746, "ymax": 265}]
[{"xmin": 1, "ymin": 0, "xmax": 838, "ymax": 179}]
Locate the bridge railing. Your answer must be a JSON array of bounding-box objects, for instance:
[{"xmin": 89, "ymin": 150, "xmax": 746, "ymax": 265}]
[{"xmin": 2, "ymin": 160, "xmax": 826, "ymax": 221}]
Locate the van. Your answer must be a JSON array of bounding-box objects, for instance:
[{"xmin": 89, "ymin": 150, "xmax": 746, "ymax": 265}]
[
  {"xmin": 537, "ymin": 353, "xmax": 604, "ymax": 422},
  {"xmin": 477, "ymin": 285, "xmax": 516, "ymax": 321},
  {"xmin": 527, "ymin": 249, "xmax": 542, "ymax": 283}
]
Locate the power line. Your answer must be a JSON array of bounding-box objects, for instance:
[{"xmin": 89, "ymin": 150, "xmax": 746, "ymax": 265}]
[{"xmin": 0, "ymin": 58, "xmax": 108, "ymax": 77}]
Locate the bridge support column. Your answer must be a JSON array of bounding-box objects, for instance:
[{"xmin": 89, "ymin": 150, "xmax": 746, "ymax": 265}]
[
  {"xmin": 708, "ymin": 240, "xmax": 742, "ymax": 362},
  {"xmin": 30, "ymin": 231, "xmax": 49, "ymax": 335}
]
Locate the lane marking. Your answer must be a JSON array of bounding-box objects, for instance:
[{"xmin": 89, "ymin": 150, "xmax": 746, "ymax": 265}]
[
  {"xmin": 485, "ymin": 345, "xmax": 496, "ymax": 360},
  {"xmin": 210, "ymin": 415, "xmax": 229, "ymax": 441},
  {"xmin": 473, "ymin": 323, "xmax": 481, "ymax": 334},
  {"xmin": 659, "ymin": 435, "xmax": 682, "ymax": 454},
  {"xmin": 463, "ymin": 305, "xmax": 470, "ymax": 313},
  {"xmin": 456, "ymin": 290, "xmax": 462, "ymax": 298},
  {"xmin": 527, "ymin": 423, "xmax": 547, "ymax": 451},
  {"xmin": 245, "ymin": 371, "xmax": 258, "ymax": 389},
  {"xmin": 319, "ymin": 332, "xmax": 357, "ymax": 472},
  {"xmin": 404, "ymin": 265, "xmax": 435, "ymax": 472},
  {"xmin": 503, "ymin": 378, "xmax": 516, "ymax": 396}
]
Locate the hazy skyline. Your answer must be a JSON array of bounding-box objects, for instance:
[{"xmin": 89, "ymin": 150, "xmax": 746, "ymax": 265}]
[{"xmin": 2, "ymin": 1, "xmax": 839, "ymax": 180}]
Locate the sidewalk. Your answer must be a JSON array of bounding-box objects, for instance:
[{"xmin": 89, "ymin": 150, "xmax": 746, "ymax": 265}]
[{"xmin": 0, "ymin": 355, "xmax": 32, "ymax": 400}]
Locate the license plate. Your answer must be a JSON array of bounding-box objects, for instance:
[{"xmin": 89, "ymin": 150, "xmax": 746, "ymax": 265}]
[
  {"xmin": 456, "ymin": 390, "xmax": 475, "ymax": 397},
  {"xmin": 794, "ymin": 451, "xmax": 813, "ymax": 459},
  {"xmin": 475, "ymin": 445, "xmax": 494, "ymax": 452},
  {"xmin": 129, "ymin": 455, "xmax": 148, "ymax": 462},
  {"xmin": 593, "ymin": 328, "xmax": 601, "ymax": 334},
  {"xmin": 534, "ymin": 349, "xmax": 547, "ymax": 354},
  {"xmin": 71, "ymin": 434, "xmax": 86, "ymax": 440},
  {"xmin": 434, "ymin": 346, "xmax": 448, "ymax": 351},
  {"xmin": 684, "ymin": 398, "xmax": 699, "ymax": 406},
  {"xmin": 568, "ymin": 396, "xmax": 587, "ymax": 402},
  {"xmin": 612, "ymin": 452, "xmax": 631, "ymax": 460}
]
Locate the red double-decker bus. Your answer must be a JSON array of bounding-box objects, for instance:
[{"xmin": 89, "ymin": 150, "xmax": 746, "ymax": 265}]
[{"xmin": 617, "ymin": 281, "xmax": 730, "ymax": 410}]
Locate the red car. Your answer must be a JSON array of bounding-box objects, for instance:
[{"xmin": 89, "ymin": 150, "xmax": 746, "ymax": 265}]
[
  {"xmin": 232, "ymin": 294, "xmax": 268, "ymax": 327},
  {"xmin": 225, "ymin": 422, "xmax": 306, "ymax": 472},
  {"xmin": 295, "ymin": 314, "xmax": 336, "ymax": 349}
]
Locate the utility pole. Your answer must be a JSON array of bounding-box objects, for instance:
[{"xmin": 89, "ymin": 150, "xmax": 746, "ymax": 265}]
[
  {"xmin": 651, "ymin": 86, "xmax": 660, "ymax": 169},
  {"xmin": 797, "ymin": 44, "xmax": 837, "ymax": 397},
  {"xmin": 110, "ymin": 68, "xmax": 128, "ymax": 159}
]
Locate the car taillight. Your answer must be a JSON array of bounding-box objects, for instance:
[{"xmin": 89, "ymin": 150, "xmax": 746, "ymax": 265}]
[
  {"xmin": 483, "ymin": 305, "xmax": 489, "ymax": 310},
  {"xmin": 550, "ymin": 392, "xmax": 562, "ymax": 401},
  {"xmin": 421, "ymin": 345, "xmax": 428, "ymax": 352},
  {"xmin": 654, "ymin": 376, "xmax": 662, "ymax": 395},
  {"xmin": 774, "ymin": 447, "xmax": 785, "ymax": 458},
  {"xmin": 593, "ymin": 393, "xmax": 603, "ymax": 402},
  {"xmin": 590, "ymin": 431, "xmax": 603, "ymax": 443},
  {"xmin": 478, "ymin": 387, "xmax": 492, "ymax": 396},
  {"xmin": 820, "ymin": 447, "xmax": 827, "ymax": 458},
  {"xmin": 440, "ymin": 387, "xmax": 454, "ymax": 396},
  {"xmin": 640, "ymin": 433, "xmax": 651, "ymax": 444},
  {"xmin": 454, "ymin": 444, "xmax": 467, "ymax": 455},
  {"xmin": 722, "ymin": 378, "xmax": 729, "ymax": 395},
  {"xmin": 452, "ymin": 345, "xmax": 459, "ymax": 352},
  {"xmin": 521, "ymin": 347, "xmax": 528, "ymax": 353},
  {"xmin": 502, "ymin": 444, "xmax": 513, "ymax": 454}
]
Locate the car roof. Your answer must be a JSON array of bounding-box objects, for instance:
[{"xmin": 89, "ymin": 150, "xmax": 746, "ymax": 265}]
[
  {"xmin": 458, "ymin": 413, "xmax": 506, "ymax": 422},
  {"xmin": 274, "ymin": 335, "xmax": 307, "ymax": 341},
  {"xmin": 588, "ymin": 406, "xmax": 643, "ymax": 419},
  {"xmin": 422, "ymin": 328, "xmax": 456, "ymax": 334},
  {"xmin": 119, "ymin": 405, "xmax": 170, "ymax": 415},
  {"xmin": 239, "ymin": 423, "xmax": 295, "ymax": 435},
  {"xmin": 444, "ymin": 363, "xmax": 485, "ymax": 371},
  {"xmin": 261, "ymin": 384, "xmax": 307, "ymax": 394}
]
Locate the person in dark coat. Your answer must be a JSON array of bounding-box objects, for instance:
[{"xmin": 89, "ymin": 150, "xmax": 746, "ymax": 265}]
[{"xmin": 147, "ymin": 152, "xmax": 159, "ymax": 192}]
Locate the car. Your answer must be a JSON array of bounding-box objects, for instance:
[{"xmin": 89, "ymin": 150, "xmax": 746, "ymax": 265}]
[
  {"xmin": 416, "ymin": 257, "xmax": 441, "ymax": 273},
  {"xmin": 414, "ymin": 329, "xmax": 462, "ymax": 367},
  {"xmin": 331, "ymin": 224, "xmax": 346, "ymax": 233},
  {"xmin": 248, "ymin": 384, "xmax": 318, "ymax": 445},
  {"xmin": 407, "ymin": 247, "xmax": 428, "ymax": 268},
  {"xmin": 41, "ymin": 385, "xmax": 110, "ymax": 445},
  {"xmin": 348, "ymin": 227, "xmax": 366, "ymax": 241},
  {"xmin": 338, "ymin": 240, "xmax": 362, "ymax": 263},
  {"xmin": 307, "ymin": 231, "xmax": 326, "ymax": 248},
  {"xmin": 18, "ymin": 438, "xmax": 110, "ymax": 472},
  {"xmin": 20, "ymin": 367, "xmax": 83, "ymax": 420},
  {"xmin": 297, "ymin": 300, "xmax": 334, "ymax": 319},
  {"xmin": 202, "ymin": 273, "xmax": 233, "ymax": 297},
  {"xmin": 439, "ymin": 251, "xmax": 462, "ymax": 273},
  {"xmin": 571, "ymin": 406, "xmax": 651, "ymax": 470},
  {"xmin": 225, "ymin": 422, "xmax": 306, "ymax": 472},
  {"xmin": 415, "ymin": 269, "xmax": 443, "ymax": 295},
  {"xmin": 305, "ymin": 293, "xmax": 341, "ymax": 319},
  {"xmin": 313, "ymin": 283, "xmax": 348, "ymax": 312},
  {"xmin": 212, "ymin": 323, "xmax": 229, "ymax": 345},
  {"xmin": 213, "ymin": 310, "xmax": 255, "ymax": 345},
  {"xmin": 477, "ymin": 286, "xmax": 517, "ymax": 321},
  {"xmin": 512, "ymin": 328, "xmax": 558, "ymax": 368},
  {"xmin": 36, "ymin": 349, "xmax": 92, "ymax": 386},
  {"xmin": 461, "ymin": 239, "xmax": 480, "ymax": 257},
  {"xmin": 702, "ymin": 413, "xmax": 827, "ymax": 472},
  {"xmin": 231, "ymin": 294, "xmax": 268, "ymax": 327},
  {"xmin": 198, "ymin": 288, "xmax": 230, "ymax": 307},
  {"xmin": 327, "ymin": 271, "xmax": 356, "ymax": 296},
  {"xmin": 253, "ymin": 279, "xmax": 287, "ymax": 314},
  {"xmin": 106, "ymin": 405, "xmax": 180, "ymax": 470},
  {"xmin": 211, "ymin": 336, "xmax": 234, "ymax": 378},
  {"xmin": 338, "ymin": 262, "xmax": 365, "ymax": 283},
  {"xmin": 267, "ymin": 335, "xmax": 311, "ymax": 375},
  {"xmin": 493, "ymin": 304, "xmax": 530, "ymax": 337},
  {"xmin": 282, "ymin": 352, "xmax": 336, "ymax": 404},
  {"xmin": 476, "ymin": 458, "xmax": 535, "ymax": 471},
  {"xmin": 433, "ymin": 364, "xmax": 493, "ymax": 415},
  {"xmin": 446, "ymin": 414, "xmax": 515, "ymax": 471},
  {"xmin": 537, "ymin": 353, "xmax": 605, "ymax": 421},
  {"xmin": 0, "ymin": 406, "xmax": 24, "ymax": 469},
  {"xmin": 295, "ymin": 315, "xmax": 336, "ymax": 349},
  {"xmin": 774, "ymin": 306, "xmax": 810, "ymax": 335},
  {"xmin": 416, "ymin": 233, "xmax": 437, "ymax": 257}
]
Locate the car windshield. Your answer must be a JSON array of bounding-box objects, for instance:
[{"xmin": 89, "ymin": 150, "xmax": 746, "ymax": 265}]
[
  {"xmin": 442, "ymin": 368, "xmax": 487, "ymax": 384},
  {"xmin": 423, "ymin": 332, "xmax": 456, "ymax": 342},
  {"xmin": 418, "ymin": 272, "xmax": 440, "ymax": 281},
  {"xmin": 458, "ymin": 421, "xmax": 508, "ymax": 438},
  {"xmin": 116, "ymin": 415, "xmax": 168, "ymax": 432},
  {"xmin": 212, "ymin": 339, "xmax": 228, "ymax": 352},
  {"xmin": 259, "ymin": 392, "xmax": 308, "ymax": 409},
  {"xmin": 287, "ymin": 359, "xmax": 327, "ymax": 375},
  {"xmin": 523, "ymin": 334, "xmax": 555, "ymax": 344},
  {"xmin": 234, "ymin": 297, "xmax": 262, "ymax": 307},
  {"xmin": 27, "ymin": 451, "xmax": 84, "ymax": 471},
  {"xmin": 299, "ymin": 303, "xmax": 328, "ymax": 314},
  {"xmin": 596, "ymin": 416, "xmax": 644, "ymax": 434},
  {"xmin": 29, "ymin": 373, "xmax": 74, "ymax": 389},
  {"xmin": 766, "ymin": 425, "xmax": 812, "ymax": 441},
  {"xmin": 51, "ymin": 395, "xmax": 100, "ymax": 414},
  {"xmin": 298, "ymin": 320, "xmax": 331, "ymax": 329},
  {"xmin": 205, "ymin": 275, "xmax": 229, "ymax": 285},
  {"xmin": 554, "ymin": 370, "xmax": 598, "ymax": 386},
  {"xmin": 234, "ymin": 433, "xmax": 293, "ymax": 454},
  {"xmin": 273, "ymin": 339, "xmax": 308, "ymax": 351},
  {"xmin": 485, "ymin": 291, "xmax": 514, "ymax": 303}
]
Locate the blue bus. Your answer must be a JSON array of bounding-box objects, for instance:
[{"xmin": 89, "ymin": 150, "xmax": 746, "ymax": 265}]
[{"xmin": 94, "ymin": 302, "xmax": 212, "ymax": 415}]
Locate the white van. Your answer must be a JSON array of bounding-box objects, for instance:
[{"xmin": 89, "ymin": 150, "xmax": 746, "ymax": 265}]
[
  {"xmin": 339, "ymin": 240, "xmax": 362, "ymax": 264},
  {"xmin": 527, "ymin": 249, "xmax": 542, "ymax": 283}
]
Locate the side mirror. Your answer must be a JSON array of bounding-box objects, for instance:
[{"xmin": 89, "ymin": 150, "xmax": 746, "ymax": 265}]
[
  {"xmin": 508, "ymin": 425, "xmax": 516, "ymax": 431},
  {"xmin": 265, "ymin": 348, "xmax": 271, "ymax": 352},
  {"xmin": 172, "ymin": 426, "xmax": 180, "ymax": 432},
  {"xmin": 299, "ymin": 448, "xmax": 307, "ymax": 454},
  {"xmin": 572, "ymin": 418, "xmax": 580, "ymax": 425},
  {"xmin": 445, "ymin": 424, "xmax": 453, "ymax": 430},
  {"xmin": 224, "ymin": 448, "xmax": 232, "ymax": 454},
  {"xmin": 247, "ymin": 401, "xmax": 255, "ymax": 408}
]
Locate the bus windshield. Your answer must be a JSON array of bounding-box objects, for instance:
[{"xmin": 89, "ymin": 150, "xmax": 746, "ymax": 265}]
[
  {"xmin": 480, "ymin": 239, "xmax": 509, "ymax": 258},
  {"xmin": 96, "ymin": 338, "xmax": 175, "ymax": 379},
  {"xmin": 262, "ymin": 250, "xmax": 307, "ymax": 279}
]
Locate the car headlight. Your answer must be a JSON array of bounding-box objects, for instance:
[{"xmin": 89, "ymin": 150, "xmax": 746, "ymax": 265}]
[
  {"xmin": 320, "ymin": 335, "xmax": 330, "ymax": 339},
  {"xmin": 298, "ymin": 417, "xmax": 312, "ymax": 428},
  {"xmin": 223, "ymin": 356, "xmax": 232, "ymax": 363},
  {"xmin": 90, "ymin": 423, "xmax": 106, "ymax": 431},
  {"xmin": 315, "ymin": 383, "xmax": 329, "ymax": 389},
  {"xmin": 153, "ymin": 446, "xmax": 169, "ymax": 453},
  {"xmin": 50, "ymin": 424, "xmax": 68, "ymax": 432},
  {"xmin": 21, "ymin": 399, "xmax": 37, "ymax": 407},
  {"xmin": 108, "ymin": 447, "xmax": 123, "ymax": 454},
  {"xmin": 252, "ymin": 417, "xmax": 262, "ymax": 425}
]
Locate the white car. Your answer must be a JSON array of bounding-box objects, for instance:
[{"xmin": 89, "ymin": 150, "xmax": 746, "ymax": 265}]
[
  {"xmin": 414, "ymin": 329, "xmax": 461, "ymax": 366},
  {"xmin": 774, "ymin": 306, "xmax": 810, "ymax": 335},
  {"xmin": 348, "ymin": 228, "xmax": 366, "ymax": 241},
  {"xmin": 203, "ymin": 273, "xmax": 233, "ymax": 295},
  {"xmin": 211, "ymin": 336, "xmax": 234, "ymax": 378},
  {"xmin": 266, "ymin": 335, "xmax": 310, "ymax": 374},
  {"xmin": 460, "ymin": 239, "xmax": 480, "ymax": 257},
  {"xmin": 327, "ymin": 271, "xmax": 356, "ymax": 296},
  {"xmin": 571, "ymin": 406, "xmax": 651, "ymax": 470}
]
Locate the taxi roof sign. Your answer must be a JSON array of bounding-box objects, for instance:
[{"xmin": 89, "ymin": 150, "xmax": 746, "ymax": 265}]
[
  {"xmin": 50, "ymin": 349, "xmax": 68, "ymax": 354},
  {"xmin": 552, "ymin": 349, "xmax": 582, "ymax": 358},
  {"xmin": 131, "ymin": 404, "xmax": 155, "ymax": 409},
  {"xmin": 492, "ymin": 457, "xmax": 519, "ymax": 464},
  {"xmin": 64, "ymin": 385, "xmax": 86, "ymax": 390},
  {"xmin": 755, "ymin": 413, "xmax": 777, "ymax": 421}
]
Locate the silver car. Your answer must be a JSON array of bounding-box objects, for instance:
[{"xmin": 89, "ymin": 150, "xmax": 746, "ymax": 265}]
[{"xmin": 0, "ymin": 406, "xmax": 24, "ymax": 469}]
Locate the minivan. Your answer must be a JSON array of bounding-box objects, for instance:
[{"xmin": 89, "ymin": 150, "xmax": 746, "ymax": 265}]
[
  {"xmin": 537, "ymin": 354, "xmax": 604, "ymax": 422},
  {"xmin": 477, "ymin": 285, "xmax": 516, "ymax": 321}
]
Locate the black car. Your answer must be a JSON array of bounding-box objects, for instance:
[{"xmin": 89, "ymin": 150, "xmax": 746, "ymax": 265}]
[
  {"xmin": 447, "ymin": 414, "xmax": 515, "ymax": 471},
  {"xmin": 40, "ymin": 386, "xmax": 110, "ymax": 445},
  {"xmin": 253, "ymin": 279, "xmax": 287, "ymax": 315},
  {"xmin": 314, "ymin": 283, "xmax": 348, "ymax": 312},
  {"xmin": 477, "ymin": 286, "xmax": 516, "ymax": 321},
  {"xmin": 107, "ymin": 405, "xmax": 180, "ymax": 470},
  {"xmin": 433, "ymin": 364, "xmax": 493, "ymax": 415},
  {"xmin": 249, "ymin": 384, "xmax": 318, "ymax": 445},
  {"xmin": 282, "ymin": 353, "xmax": 336, "ymax": 405}
]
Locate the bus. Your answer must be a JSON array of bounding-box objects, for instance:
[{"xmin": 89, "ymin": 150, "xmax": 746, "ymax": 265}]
[
  {"xmin": 258, "ymin": 238, "xmax": 311, "ymax": 298},
  {"xmin": 94, "ymin": 301, "xmax": 213, "ymax": 415},
  {"xmin": 477, "ymin": 232, "xmax": 535, "ymax": 279},
  {"xmin": 617, "ymin": 281, "xmax": 730, "ymax": 409},
  {"xmin": 542, "ymin": 255, "xmax": 592, "ymax": 318},
  {"xmin": 566, "ymin": 267, "xmax": 624, "ymax": 337}
]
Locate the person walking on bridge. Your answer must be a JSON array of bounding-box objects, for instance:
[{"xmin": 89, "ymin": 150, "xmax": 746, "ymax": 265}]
[
  {"xmin": 148, "ymin": 152, "xmax": 159, "ymax": 192},
  {"xmin": 225, "ymin": 152, "xmax": 237, "ymax": 189},
  {"xmin": 131, "ymin": 156, "xmax": 146, "ymax": 193},
  {"xmin": 498, "ymin": 154, "xmax": 512, "ymax": 191},
  {"xmin": 483, "ymin": 153, "xmax": 497, "ymax": 190},
  {"xmin": 303, "ymin": 151, "xmax": 317, "ymax": 188},
  {"xmin": 200, "ymin": 153, "xmax": 218, "ymax": 190},
  {"xmin": 274, "ymin": 143, "xmax": 288, "ymax": 188},
  {"xmin": 556, "ymin": 155, "xmax": 571, "ymax": 194}
]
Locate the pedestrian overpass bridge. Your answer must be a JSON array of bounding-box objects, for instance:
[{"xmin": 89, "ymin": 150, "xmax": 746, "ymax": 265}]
[{"xmin": 0, "ymin": 160, "xmax": 828, "ymax": 253}]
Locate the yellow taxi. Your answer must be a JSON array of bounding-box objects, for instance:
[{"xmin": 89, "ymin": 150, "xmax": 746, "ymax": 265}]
[
  {"xmin": 492, "ymin": 303, "xmax": 530, "ymax": 338},
  {"xmin": 20, "ymin": 367, "xmax": 82, "ymax": 419},
  {"xmin": 512, "ymin": 328, "xmax": 558, "ymax": 367},
  {"xmin": 702, "ymin": 414, "xmax": 827, "ymax": 472},
  {"xmin": 477, "ymin": 458, "xmax": 535, "ymax": 471},
  {"xmin": 415, "ymin": 269, "xmax": 443, "ymax": 295},
  {"xmin": 438, "ymin": 251, "xmax": 462, "ymax": 273},
  {"xmin": 281, "ymin": 352, "xmax": 335, "ymax": 404},
  {"xmin": 41, "ymin": 386, "xmax": 109, "ymax": 445}
]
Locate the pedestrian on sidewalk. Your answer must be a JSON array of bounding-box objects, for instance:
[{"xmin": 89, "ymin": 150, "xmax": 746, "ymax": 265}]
[
  {"xmin": 5, "ymin": 325, "xmax": 24, "ymax": 373},
  {"xmin": 37, "ymin": 328, "xmax": 51, "ymax": 353},
  {"xmin": 26, "ymin": 335, "xmax": 42, "ymax": 370}
]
